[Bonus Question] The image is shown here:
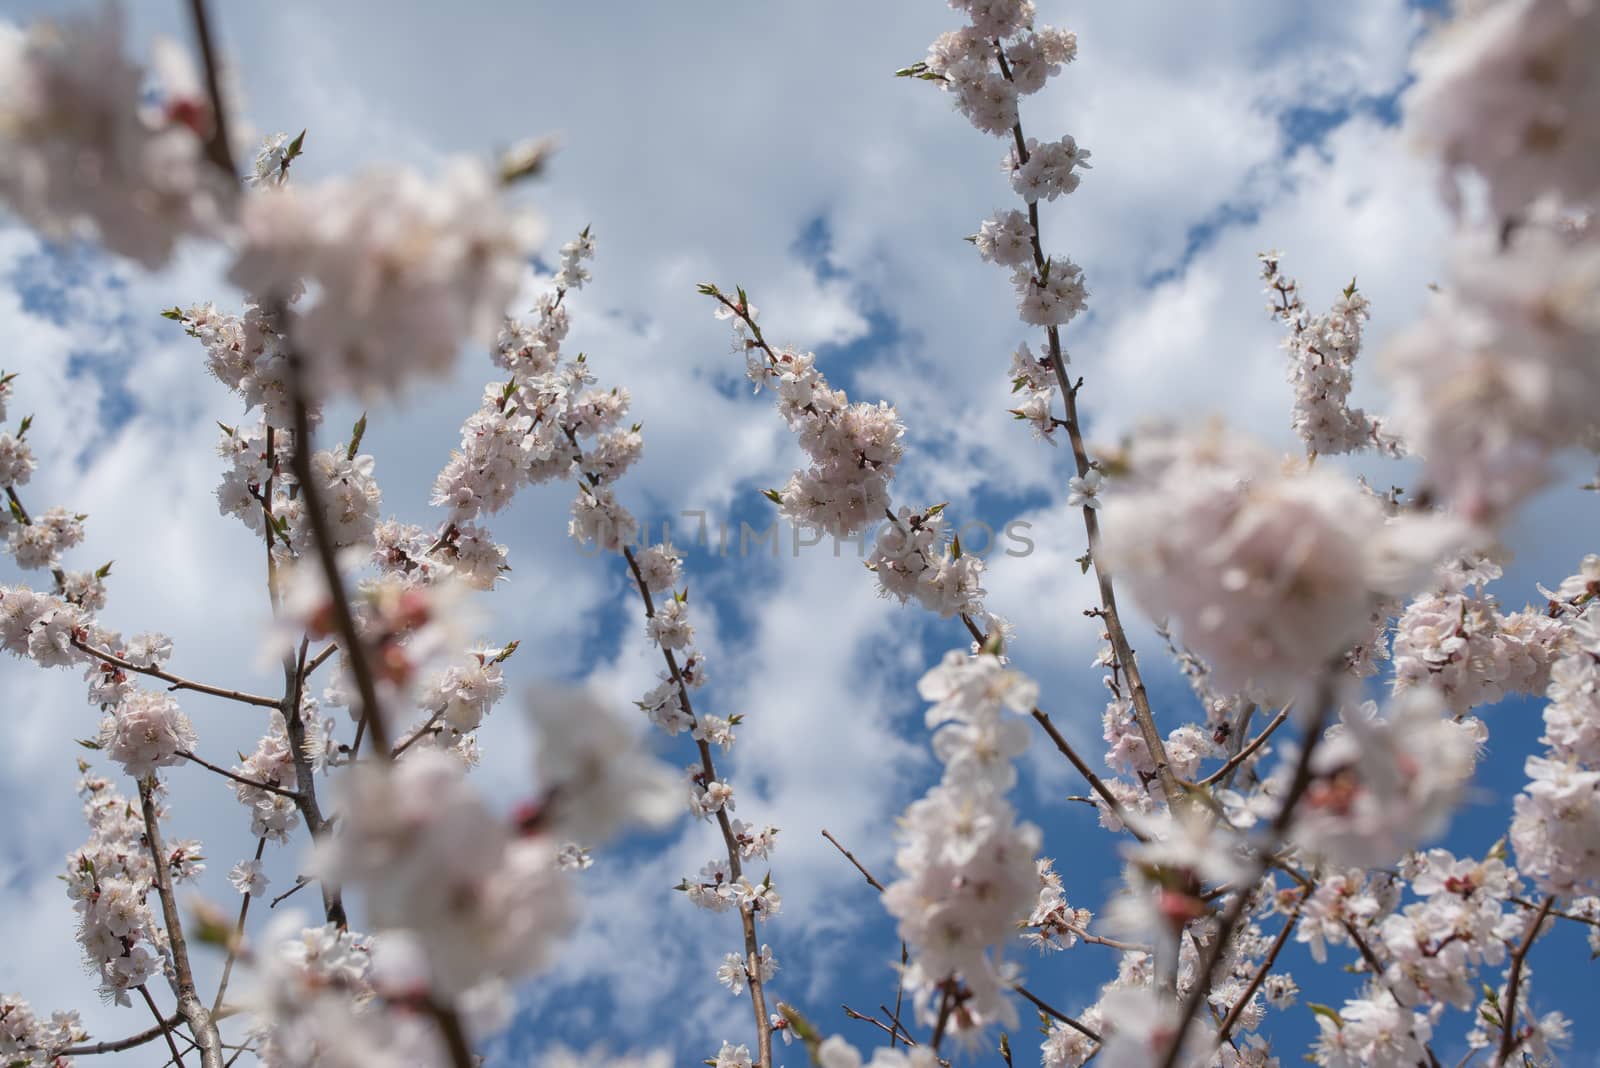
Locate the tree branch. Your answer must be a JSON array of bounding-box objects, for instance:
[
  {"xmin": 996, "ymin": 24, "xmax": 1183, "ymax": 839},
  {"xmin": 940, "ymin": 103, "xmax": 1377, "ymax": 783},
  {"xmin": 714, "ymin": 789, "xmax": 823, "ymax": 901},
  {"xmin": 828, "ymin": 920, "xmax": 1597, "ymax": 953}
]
[
  {"xmin": 138, "ymin": 779, "xmax": 224, "ymax": 1068},
  {"xmin": 285, "ymin": 345, "xmax": 390, "ymax": 756},
  {"xmin": 1199, "ymin": 706, "xmax": 1292, "ymax": 788},
  {"xmin": 136, "ymin": 985, "xmax": 186, "ymax": 1068},
  {"xmin": 212, "ymin": 835, "xmax": 268, "ymax": 1016},
  {"xmin": 185, "ymin": 0, "xmax": 237, "ymax": 179},
  {"xmin": 179, "ymin": 750, "xmax": 300, "ymax": 800},
  {"xmin": 1497, "ymin": 895, "xmax": 1555, "ymax": 1066},
  {"xmin": 55, "ymin": 1012, "xmax": 185, "ymax": 1057},
  {"xmin": 990, "ymin": 40, "xmax": 1180, "ymax": 811},
  {"xmin": 72, "ymin": 640, "xmax": 280, "ymax": 708}
]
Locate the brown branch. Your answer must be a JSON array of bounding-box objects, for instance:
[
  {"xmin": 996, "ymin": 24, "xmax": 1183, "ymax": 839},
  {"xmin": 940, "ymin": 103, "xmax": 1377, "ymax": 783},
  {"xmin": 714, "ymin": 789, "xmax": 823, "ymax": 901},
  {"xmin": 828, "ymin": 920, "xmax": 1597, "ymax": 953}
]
[
  {"xmin": 185, "ymin": 0, "xmax": 237, "ymax": 179},
  {"xmin": 285, "ymin": 347, "xmax": 390, "ymax": 755},
  {"xmin": 1510, "ymin": 895, "xmax": 1600, "ymax": 929},
  {"xmin": 821, "ymin": 828, "xmax": 886, "ymax": 892},
  {"xmin": 952, "ymin": 613, "xmax": 1148, "ymax": 841},
  {"xmin": 843, "ymin": 1004, "xmax": 907, "ymax": 1045},
  {"xmin": 391, "ymin": 705, "xmax": 449, "ymax": 758},
  {"xmin": 303, "ymin": 642, "xmax": 338, "ymax": 678},
  {"xmin": 1215, "ymin": 903, "xmax": 1301, "ymax": 1046},
  {"xmin": 73, "ymin": 639, "xmax": 281, "ymax": 709},
  {"xmin": 1199, "ymin": 706, "xmax": 1292, "ymax": 788},
  {"xmin": 136, "ymin": 985, "xmax": 186, "ymax": 1068},
  {"xmin": 1496, "ymin": 895, "xmax": 1555, "ymax": 1066},
  {"xmin": 280, "ymin": 634, "xmax": 346, "ymax": 927},
  {"xmin": 1157, "ymin": 688, "xmax": 1333, "ymax": 1068},
  {"xmin": 268, "ymin": 875, "xmax": 313, "ymax": 909},
  {"xmin": 1029, "ymin": 705, "xmax": 1143, "ymax": 840},
  {"xmin": 990, "ymin": 40, "xmax": 1180, "ymax": 811},
  {"xmin": 890, "ymin": 946, "xmax": 908, "ymax": 1050},
  {"xmin": 179, "ymin": 750, "xmax": 299, "ymax": 800},
  {"xmin": 621, "ymin": 541, "xmax": 773, "ymax": 1067},
  {"xmin": 1015, "ymin": 985, "xmax": 1101, "ymax": 1044},
  {"xmin": 426, "ymin": 1000, "xmax": 475, "ymax": 1068},
  {"xmin": 56, "ymin": 1012, "xmax": 184, "ymax": 1057},
  {"xmin": 555, "ymin": 407, "xmax": 776, "ymax": 1066},
  {"xmin": 212, "ymin": 835, "xmax": 267, "ymax": 1015},
  {"xmin": 139, "ymin": 779, "xmax": 224, "ymax": 1068}
]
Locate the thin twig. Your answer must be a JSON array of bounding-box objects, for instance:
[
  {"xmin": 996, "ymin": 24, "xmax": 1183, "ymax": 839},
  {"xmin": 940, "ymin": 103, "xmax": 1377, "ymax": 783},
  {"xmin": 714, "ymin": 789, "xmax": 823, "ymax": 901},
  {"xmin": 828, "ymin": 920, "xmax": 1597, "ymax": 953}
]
[
  {"xmin": 952, "ymin": 616, "xmax": 1146, "ymax": 840},
  {"xmin": 880, "ymin": 999, "xmax": 915, "ymax": 1048},
  {"xmin": 1215, "ymin": 902, "xmax": 1302, "ymax": 1046},
  {"xmin": 843, "ymin": 1005, "xmax": 905, "ymax": 1045},
  {"xmin": 136, "ymin": 986, "xmax": 186, "ymax": 1068},
  {"xmin": 890, "ymin": 944, "xmax": 908, "ymax": 1049},
  {"xmin": 180, "ymin": 750, "xmax": 299, "ymax": 800},
  {"xmin": 268, "ymin": 875, "xmax": 313, "ymax": 909},
  {"xmin": 1157, "ymin": 687, "xmax": 1334, "ymax": 1068},
  {"xmin": 212, "ymin": 836, "xmax": 268, "ymax": 1016},
  {"xmin": 1014, "ymin": 985, "xmax": 1101, "ymax": 1043},
  {"xmin": 821, "ymin": 828, "xmax": 885, "ymax": 891},
  {"xmin": 391, "ymin": 706, "xmax": 449, "ymax": 758},
  {"xmin": 74, "ymin": 640, "xmax": 280, "ymax": 709},
  {"xmin": 1511, "ymin": 895, "xmax": 1599, "ymax": 928},
  {"xmin": 1199, "ymin": 706, "xmax": 1292, "ymax": 788},
  {"xmin": 56, "ymin": 1013, "xmax": 185, "ymax": 1057}
]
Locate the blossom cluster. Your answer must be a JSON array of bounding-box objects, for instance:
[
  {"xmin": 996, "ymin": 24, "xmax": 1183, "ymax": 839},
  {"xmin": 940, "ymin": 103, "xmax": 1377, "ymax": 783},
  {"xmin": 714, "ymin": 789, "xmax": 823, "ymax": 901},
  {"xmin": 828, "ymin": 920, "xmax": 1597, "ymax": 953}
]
[
  {"xmin": 0, "ymin": 6, "xmax": 228, "ymax": 267},
  {"xmin": 715, "ymin": 290, "xmax": 905, "ymax": 541},
  {"xmin": 1259, "ymin": 255, "xmax": 1395, "ymax": 457},
  {"xmin": 62, "ymin": 775, "xmax": 198, "ymax": 1004},
  {"xmin": 1098, "ymin": 421, "xmax": 1454, "ymax": 700},
  {"xmin": 882, "ymin": 651, "xmax": 1042, "ymax": 1036},
  {"xmin": 1512, "ymin": 558, "xmax": 1600, "ymax": 893}
]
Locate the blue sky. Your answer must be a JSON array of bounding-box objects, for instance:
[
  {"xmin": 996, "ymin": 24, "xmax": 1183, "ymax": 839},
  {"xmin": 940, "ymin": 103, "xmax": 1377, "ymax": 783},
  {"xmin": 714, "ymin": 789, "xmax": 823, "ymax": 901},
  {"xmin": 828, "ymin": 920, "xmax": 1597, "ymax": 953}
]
[{"xmin": 1, "ymin": 1, "xmax": 1597, "ymax": 1065}]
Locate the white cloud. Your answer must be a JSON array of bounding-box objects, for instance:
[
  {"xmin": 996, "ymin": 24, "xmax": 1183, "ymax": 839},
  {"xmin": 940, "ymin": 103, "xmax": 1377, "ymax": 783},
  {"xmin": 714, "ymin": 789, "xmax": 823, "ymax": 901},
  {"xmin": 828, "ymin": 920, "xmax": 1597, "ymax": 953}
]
[{"xmin": 7, "ymin": 0, "xmax": 1594, "ymax": 1062}]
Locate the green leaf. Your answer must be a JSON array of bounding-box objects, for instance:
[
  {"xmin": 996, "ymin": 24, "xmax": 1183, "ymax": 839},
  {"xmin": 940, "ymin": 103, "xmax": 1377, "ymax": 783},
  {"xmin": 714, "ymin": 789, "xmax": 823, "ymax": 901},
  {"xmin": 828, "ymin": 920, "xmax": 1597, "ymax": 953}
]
[
  {"xmin": 160, "ymin": 306, "xmax": 185, "ymax": 321},
  {"xmin": 347, "ymin": 412, "xmax": 368, "ymax": 460},
  {"xmin": 498, "ymin": 136, "xmax": 557, "ymax": 185},
  {"xmin": 762, "ymin": 488, "xmax": 783, "ymax": 504},
  {"xmin": 1307, "ymin": 1003, "xmax": 1342, "ymax": 1029},
  {"xmin": 285, "ymin": 128, "xmax": 307, "ymax": 161},
  {"xmin": 76, "ymin": 738, "xmax": 102, "ymax": 750},
  {"xmin": 1076, "ymin": 552, "xmax": 1092, "ymax": 575},
  {"xmin": 16, "ymin": 414, "xmax": 32, "ymax": 439},
  {"xmin": 94, "ymin": 560, "xmax": 114, "ymax": 579},
  {"xmin": 951, "ymin": 532, "xmax": 963, "ymax": 559}
]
